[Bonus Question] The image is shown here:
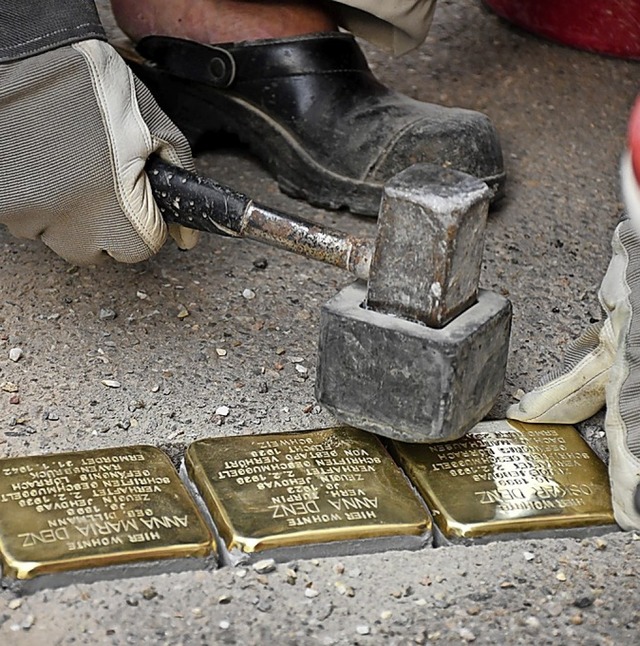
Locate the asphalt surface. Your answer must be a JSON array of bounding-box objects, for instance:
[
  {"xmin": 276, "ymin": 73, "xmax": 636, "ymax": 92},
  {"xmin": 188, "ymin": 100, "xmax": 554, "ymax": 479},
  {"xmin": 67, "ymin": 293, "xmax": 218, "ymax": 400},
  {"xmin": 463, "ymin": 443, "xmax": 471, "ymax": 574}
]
[{"xmin": 1, "ymin": 1, "xmax": 639, "ymax": 644}]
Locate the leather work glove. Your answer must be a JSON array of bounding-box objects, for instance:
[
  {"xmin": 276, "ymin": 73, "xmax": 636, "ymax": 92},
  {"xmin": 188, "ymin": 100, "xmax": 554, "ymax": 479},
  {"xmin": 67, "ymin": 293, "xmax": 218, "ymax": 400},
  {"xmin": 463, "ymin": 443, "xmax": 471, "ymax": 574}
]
[
  {"xmin": 508, "ymin": 97, "xmax": 640, "ymax": 531},
  {"xmin": 0, "ymin": 38, "xmax": 198, "ymax": 264}
]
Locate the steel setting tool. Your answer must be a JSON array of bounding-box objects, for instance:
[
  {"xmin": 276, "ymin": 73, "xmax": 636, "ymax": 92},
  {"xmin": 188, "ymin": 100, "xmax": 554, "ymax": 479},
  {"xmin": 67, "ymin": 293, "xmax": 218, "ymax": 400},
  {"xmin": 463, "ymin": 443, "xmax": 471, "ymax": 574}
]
[{"xmin": 148, "ymin": 157, "xmax": 512, "ymax": 443}]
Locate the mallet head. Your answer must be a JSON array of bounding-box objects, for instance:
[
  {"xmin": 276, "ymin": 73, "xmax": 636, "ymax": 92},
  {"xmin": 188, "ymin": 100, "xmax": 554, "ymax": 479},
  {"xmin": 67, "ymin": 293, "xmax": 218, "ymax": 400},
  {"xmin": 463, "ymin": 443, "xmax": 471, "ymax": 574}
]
[
  {"xmin": 315, "ymin": 163, "xmax": 511, "ymax": 443},
  {"xmin": 367, "ymin": 164, "xmax": 492, "ymax": 328}
]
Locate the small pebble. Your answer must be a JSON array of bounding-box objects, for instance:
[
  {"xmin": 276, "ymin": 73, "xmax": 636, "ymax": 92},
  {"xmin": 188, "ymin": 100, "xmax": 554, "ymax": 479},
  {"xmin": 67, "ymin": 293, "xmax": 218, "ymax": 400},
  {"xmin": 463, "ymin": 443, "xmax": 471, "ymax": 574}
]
[
  {"xmin": 219, "ymin": 620, "xmax": 230, "ymax": 630},
  {"xmin": 177, "ymin": 306, "xmax": 189, "ymax": 319},
  {"xmin": 101, "ymin": 379, "xmax": 121, "ymax": 389},
  {"xmin": 594, "ymin": 538, "xmax": 607, "ymax": 550},
  {"xmin": 459, "ymin": 628, "xmax": 476, "ymax": 642},
  {"xmin": 305, "ymin": 588, "xmax": 319, "ymax": 598},
  {"xmin": 253, "ymin": 559, "xmax": 276, "ymax": 574},
  {"xmin": 136, "ymin": 291, "xmax": 149, "ymax": 300},
  {"xmin": 1, "ymin": 382, "xmax": 18, "ymax": 393},
  {"xmin": 556, "ymin": 571, "xmax": 567, "ymax": 582},
  {"xmin": 356, "ymin": 625, "xmax": 370, "ymax": 636},
  {"xmin": 285, "ymin": 568, "xmax": 298, "ymax": 585},
  {"xmin": 253, "ymin": 258, "xmax": 268, "ymax": 270},
  {"xmin": 335, "ymin": 581, "xmax": 355, "ymax": 597},
  {"xmin": 573, "ymin": 595, "xmax": 594, "ymax": 609},
  {"xmin": 9, "ymin": 348, "xmax": 23, "ymax": 362},
  {"xmin": 524, "ymin": 616, "xmax": 541, "ymax": 632},
  {"xmin": 257, "ymin": 599, "xmax": 272, "ymax": 613},
  {"xmin": 414, "ymin": 630, "xmax": 428, "ymax": 645},
  {"xmin": 242, "ymin": 289, "xmax": 256, "ymax": 300},
  {"xmin": 21, "ymin": 615, "xmax": 35, "ymax": 630},
  {"xmin": 142, "ymin": 587, "xmax": 157, "ymax": 601},
  {"xmin": 216, "ymin": 348, "xmax": 227, "ymax": 357},
  {"xmin": 380, "ymin": 611, "xmax": 392, "ymax": 620},
  {"xmin": 523, "ymin": 551, "xmax": 535, "ymax": 561},
  {"xmin": 215, "ymin": 405, "xmax": 230, "ymax": 417},
  {"xmin": 8, "ymin": 599, "xmax": 22, "ymax": 610},
  {"xmin": 295, "ymin": 364, "xmax": 308, "ymax": 375},
  {"xmin": 99, "ymin": 308, "xmax": 117, "ymax": 321}
]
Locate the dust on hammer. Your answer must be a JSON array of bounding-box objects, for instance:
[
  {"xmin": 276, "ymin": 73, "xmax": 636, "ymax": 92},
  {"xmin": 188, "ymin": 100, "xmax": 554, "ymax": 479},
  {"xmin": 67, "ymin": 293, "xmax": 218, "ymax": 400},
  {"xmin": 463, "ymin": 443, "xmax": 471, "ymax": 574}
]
[{"xmin": 147, "ymin": 156, "xmax": 512, "ymax": 443}]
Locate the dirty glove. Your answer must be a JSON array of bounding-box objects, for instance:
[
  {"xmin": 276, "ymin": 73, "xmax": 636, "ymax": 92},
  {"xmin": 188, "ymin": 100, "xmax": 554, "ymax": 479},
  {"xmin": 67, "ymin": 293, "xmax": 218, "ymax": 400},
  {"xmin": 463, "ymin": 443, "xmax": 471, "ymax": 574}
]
[
  {"xmin": 506, "ymin": 229, "xmax": 624, "ymax": 425},
  {"xmin": 0, "ymin": 38, "xmax": 198, "ymax": 264},
  {"xmin": 508, "ymin": 98, "xmax": 640, "ymax": 531}
]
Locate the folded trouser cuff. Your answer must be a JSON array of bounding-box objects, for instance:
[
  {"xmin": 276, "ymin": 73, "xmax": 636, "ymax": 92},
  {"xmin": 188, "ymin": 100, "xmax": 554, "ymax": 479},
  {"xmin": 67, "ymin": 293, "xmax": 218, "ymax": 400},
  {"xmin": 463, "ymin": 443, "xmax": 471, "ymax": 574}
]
[{"xmin": 336, "ymin": 0, "xmax": 437, "ymax": 54}]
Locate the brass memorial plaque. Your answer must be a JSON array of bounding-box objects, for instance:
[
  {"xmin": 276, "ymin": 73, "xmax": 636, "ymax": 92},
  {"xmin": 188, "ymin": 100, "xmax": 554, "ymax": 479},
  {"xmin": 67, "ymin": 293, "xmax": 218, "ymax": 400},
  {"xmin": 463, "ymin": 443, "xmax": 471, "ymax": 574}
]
[
  {"xmin": 0, "ymin": 446, "xmax": 214, "ymax": 582},
  {"xmin": 184, "ymin": 427, "xmax": 431, "ymax": 560},
  {"xmin": 391, "ymin": 420, "xmax": 616, "ymax": 544}
]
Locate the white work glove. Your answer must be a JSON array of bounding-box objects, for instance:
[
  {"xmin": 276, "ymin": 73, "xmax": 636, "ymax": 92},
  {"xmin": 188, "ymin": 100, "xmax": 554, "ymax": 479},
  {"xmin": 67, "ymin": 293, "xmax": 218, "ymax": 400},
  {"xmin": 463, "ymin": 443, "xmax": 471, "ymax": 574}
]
[
  {"xmin": 508, "ymin": 98, "xmax": 640, "ymax": 531},
  {"xmin": 0, "ymin": 39, "xmax": 198, "ymax": 264}
]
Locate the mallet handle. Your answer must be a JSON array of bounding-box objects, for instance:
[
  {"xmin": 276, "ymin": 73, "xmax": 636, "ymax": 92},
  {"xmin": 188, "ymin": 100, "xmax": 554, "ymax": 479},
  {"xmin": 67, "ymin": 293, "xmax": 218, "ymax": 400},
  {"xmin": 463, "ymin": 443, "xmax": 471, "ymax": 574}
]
[{"xmin": 147, "ymin": 156, "xmax": 372, "ymax": 280}]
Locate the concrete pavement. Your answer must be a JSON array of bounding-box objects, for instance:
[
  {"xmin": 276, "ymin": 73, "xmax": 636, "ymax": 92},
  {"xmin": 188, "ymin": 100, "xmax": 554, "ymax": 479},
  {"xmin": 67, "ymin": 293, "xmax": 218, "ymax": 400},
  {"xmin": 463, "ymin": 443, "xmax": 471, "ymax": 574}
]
[{"xmin": 0, "ymin": 1, "xmax": 638, "ymax": 643}]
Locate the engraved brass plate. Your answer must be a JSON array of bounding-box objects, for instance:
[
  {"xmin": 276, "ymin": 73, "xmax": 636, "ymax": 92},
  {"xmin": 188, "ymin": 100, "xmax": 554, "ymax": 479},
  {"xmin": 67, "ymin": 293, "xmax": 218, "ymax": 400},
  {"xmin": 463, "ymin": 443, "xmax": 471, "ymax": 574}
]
[
  {"xmin": 185, "ymin": 427, "xmax": 430, "ymax": 554},
  {"xmin": 391, "ymin": 420, "xmax": 615, "ymax": 541},
  {"xmin": 0, "ymin": 446, "xmax": 214, "ymax": 580}
]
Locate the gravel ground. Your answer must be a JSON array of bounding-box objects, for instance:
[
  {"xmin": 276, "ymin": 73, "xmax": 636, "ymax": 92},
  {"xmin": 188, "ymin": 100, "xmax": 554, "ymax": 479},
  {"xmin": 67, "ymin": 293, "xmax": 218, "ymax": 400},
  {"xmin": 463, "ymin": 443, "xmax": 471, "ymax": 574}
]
[{"xmin": 1, "ymin": 1, "xmax": 639, "ymax": 644}]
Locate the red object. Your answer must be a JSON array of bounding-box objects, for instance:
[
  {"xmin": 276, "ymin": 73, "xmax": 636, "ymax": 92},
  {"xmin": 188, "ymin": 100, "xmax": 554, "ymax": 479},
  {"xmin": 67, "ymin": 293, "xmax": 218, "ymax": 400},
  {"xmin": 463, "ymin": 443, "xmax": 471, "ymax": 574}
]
[{"xmin": 484, "ymin": 0, "xmax": 640, "ymax": 59}]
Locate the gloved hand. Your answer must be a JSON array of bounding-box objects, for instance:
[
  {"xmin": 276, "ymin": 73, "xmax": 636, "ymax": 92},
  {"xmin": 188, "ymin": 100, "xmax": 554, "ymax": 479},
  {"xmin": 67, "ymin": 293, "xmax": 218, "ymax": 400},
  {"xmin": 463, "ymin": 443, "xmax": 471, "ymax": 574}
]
[
  {"xmin": 508, "ymin": 97, "xmax": 640, "ymax": 531},
  {"xmin": 0, "ymin": 39, "xmax": 198, "ymax": 264}
]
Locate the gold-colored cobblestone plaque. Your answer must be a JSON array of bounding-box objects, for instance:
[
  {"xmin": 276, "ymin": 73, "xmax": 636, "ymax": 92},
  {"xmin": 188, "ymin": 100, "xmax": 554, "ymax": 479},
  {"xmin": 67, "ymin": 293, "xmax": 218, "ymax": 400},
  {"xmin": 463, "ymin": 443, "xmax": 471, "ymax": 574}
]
[
  {"xmin": 184, "ymin": 427, "xmax": 431, "ymax": 559},
  {"xmin": 391, "ymin": 420, "xmax": 616, "ymax": 544},
  {"xmin": 0, "ymin": 446, "xmax": 214, "ymax": 581}
]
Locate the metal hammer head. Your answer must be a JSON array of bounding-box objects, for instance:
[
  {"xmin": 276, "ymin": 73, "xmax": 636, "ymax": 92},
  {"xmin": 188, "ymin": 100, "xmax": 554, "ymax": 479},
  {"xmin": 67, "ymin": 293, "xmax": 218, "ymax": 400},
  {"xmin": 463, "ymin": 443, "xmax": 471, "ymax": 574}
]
[
  {"xmin": 367, "ymin": 165, "xmax": 491, "ymax": 328},
  {"xmin": 315, "ymin": 163, "xmax": 511, "ymax": 443}
]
